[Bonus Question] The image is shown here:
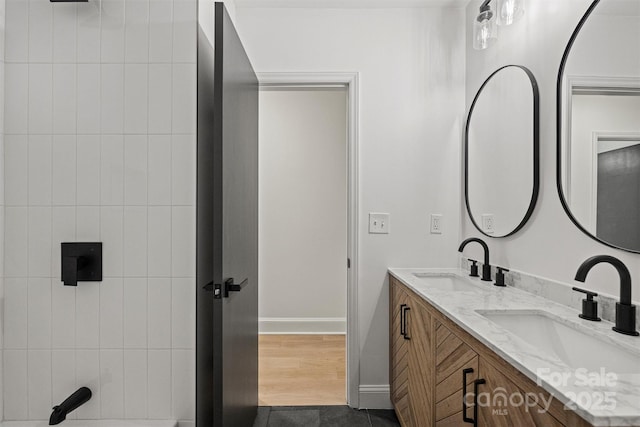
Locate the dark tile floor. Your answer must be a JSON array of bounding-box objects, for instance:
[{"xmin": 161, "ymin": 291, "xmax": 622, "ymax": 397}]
[{"xmin": 253, "ymin": 406, "xmax": 400, "ymax": 427}]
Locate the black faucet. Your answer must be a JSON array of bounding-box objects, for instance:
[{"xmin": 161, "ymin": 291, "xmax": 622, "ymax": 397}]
[
  {"xmin": 458, "ymin": 238, "xmax": 491, "ymax": 281},
  {"xmin": 574, "ymin": 255, "xmax": 639, "ymax": 337},
  {"xmin": 49, "ymin": 387, "xmax": 92, "ymax": 425}
]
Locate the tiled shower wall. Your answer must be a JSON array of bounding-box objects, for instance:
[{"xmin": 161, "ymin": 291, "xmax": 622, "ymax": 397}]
[{"xmin": 3, "ymin": 0, "xmax": 197, "ymax": 423}]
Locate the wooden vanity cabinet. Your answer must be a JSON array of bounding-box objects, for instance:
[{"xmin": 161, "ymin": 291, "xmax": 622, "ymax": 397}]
[{"xmin": 389, "ymin": 276, "xmax": 594, "ymax": 427}]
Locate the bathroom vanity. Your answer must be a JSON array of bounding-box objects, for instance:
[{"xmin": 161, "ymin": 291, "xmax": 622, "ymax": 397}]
[{"xmin": 388, "ymin": 269, "xmax": 640, "ymax": 427}]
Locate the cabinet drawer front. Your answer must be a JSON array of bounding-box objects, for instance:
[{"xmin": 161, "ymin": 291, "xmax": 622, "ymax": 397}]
[
  {"xmin": 435, "ymin": 356, "xmax": 478, "ymax": 422},
  {"xmin": 477, "ymin": 359, "xmax": 564, "ymax": 427},
  {"xmin": 435, "ymin": 322, "xmax": 478, "ymax": 384}
]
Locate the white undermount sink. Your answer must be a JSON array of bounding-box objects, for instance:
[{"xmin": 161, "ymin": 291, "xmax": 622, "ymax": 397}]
[
  {"xmin": 477, "ymin": 310, "xmax": 640, "ymax": 375},
  {"xmin": 412, "ymin": 273, "xmax": 482, "ymax": 292}
]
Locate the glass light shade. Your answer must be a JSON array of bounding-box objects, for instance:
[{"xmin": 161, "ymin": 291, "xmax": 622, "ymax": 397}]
[
  {"xmin": 497, "ymin": 0, "xmax": 525, "ymax": 26},
  {"xmin": 473, "ymin": 10, "xmax": 498, "ymax": 50}
]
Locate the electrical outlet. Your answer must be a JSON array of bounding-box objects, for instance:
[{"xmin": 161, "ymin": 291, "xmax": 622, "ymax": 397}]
[
  {"xmin": 482, "ymin": 214, "xmax": 495, "ymax": 234},
  {"xmin": 369, "ymin": 213, "xmax": 390, "ymax": 234},
  {"xmin": 430, "ymin": 214, "xmax": 443, "ymax": 234}
]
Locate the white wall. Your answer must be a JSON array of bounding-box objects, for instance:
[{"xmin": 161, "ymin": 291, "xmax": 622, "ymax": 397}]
[
  {"xmin": 463, "ymin": 0, "xmax": 640, "ymax": 302},
  {"xmin": 0, "ymin": 0, "xmax": 5, "ymax": 421},
  {"xmin": 259, "ymin": 88, "xmax": 347, "ymax": 334},
  {"xmin": 236, "ymin": 5, "xmax": 466, "ymax": 406},
  {"xmin": 3, "ymin": 0, "xmax": 197, "ymax": 423}
]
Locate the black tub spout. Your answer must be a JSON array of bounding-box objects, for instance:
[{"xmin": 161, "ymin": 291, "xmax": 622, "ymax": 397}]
[{"xmin": 49, "ymin": 387, "xmax": 92, "ymax": 425}]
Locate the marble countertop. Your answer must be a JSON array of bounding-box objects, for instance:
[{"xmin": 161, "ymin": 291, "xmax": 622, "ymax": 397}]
[{"xmin": 388, "ymin": 267, "xmax": 640, "ymax": 427}]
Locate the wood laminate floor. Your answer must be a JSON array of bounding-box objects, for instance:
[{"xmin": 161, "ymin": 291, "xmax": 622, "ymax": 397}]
[{"xmin": 259, "ymin": 334, "xmax": 346, "ymax": 406}]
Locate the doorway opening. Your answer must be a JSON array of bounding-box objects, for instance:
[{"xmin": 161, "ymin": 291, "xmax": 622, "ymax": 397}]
[{"xmin": 257, "ymin": 73, "xmax": 359, "ymax": 407}]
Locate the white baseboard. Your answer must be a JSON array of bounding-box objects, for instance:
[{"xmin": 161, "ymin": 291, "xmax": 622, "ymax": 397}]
[
  {"xmin": 358, "ymin": 385, "xmax": 392, "ymax": 409},
  {"xmin": 259, "ymin": 317, "xmax": 346, "ymax": 334}
]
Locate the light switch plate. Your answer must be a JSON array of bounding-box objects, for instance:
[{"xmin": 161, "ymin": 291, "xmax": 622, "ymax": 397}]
[{"xmin": 369, "ymin": 213, "xmax": 390, "ymax": 234}]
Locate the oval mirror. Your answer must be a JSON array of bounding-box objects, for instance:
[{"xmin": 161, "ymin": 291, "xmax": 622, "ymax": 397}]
[
  {"xmin": 559, "ymin": 0, "xmax": 640, "ymax": 253},
  {"xmin": 465, "ymin": 65, "xmax": 540, "ymax": 238}
]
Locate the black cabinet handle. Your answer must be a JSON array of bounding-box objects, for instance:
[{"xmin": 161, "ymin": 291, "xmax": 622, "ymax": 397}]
[
  {"xmin": 402, "ymin": 306, "xmax": 411, "ymax": 340},
  {"xmin": 400, "ymin": 304, "xmax": 407, "ymax": 336},
  {"xmin": 472, "ymin": 378, "xmax": 486, "ymax": 427},
  {"xmin": 462, "ymin": 368, "xmax": 474, "ymax": 424},
  {"xmin": 224, "ymin": 278, "xmax": 248, "ymax": 297}
]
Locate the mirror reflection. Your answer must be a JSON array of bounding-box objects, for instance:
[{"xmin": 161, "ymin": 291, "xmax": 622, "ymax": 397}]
[
  {"xmin": 466, "ymin": 65, "xmax": 539, "ymax": 238},
  {"xmin": 560, "ymin": 0, "xmax": 640, "ymax": 252}
]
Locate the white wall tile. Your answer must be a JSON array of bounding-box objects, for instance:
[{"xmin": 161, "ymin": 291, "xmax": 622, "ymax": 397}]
[
  {"xmin": 52, "ymin": 135, "xmax": 77, "ymax": 205},
  {"xmin": 171, "ymin": 278, "xmax": 195, "ymax": 349},
  {"xmin": 124, "ymin": 135, "xmax": 148, "ymax": 205},
  {"xmin": 5, "ymin": 0, "xmax": 29, "ymax": 63},
  {"xmin": 123, "ymin": 206, "xmax": 148, "ymax": 277},
  {"xmin": 171, "ymin": 135, "xmax": 196, "ymax": 205},
  {"xmin": 100, "ymin": 349, "xmax": 125, "ymax": 418},
  {"xmin": 101, "ymin": 0, "xmax": 125, "ymax": 63},
  {"xmin": 149, "ymin": 0, "xmax": 173, "ymax": 63},
  {"xmin": 76, "ymin": 135, "xmax": 101, "ymax": 205},
  {"xmin": 172, "ymin": 0, "xmax": 197, "ymax": 63},
  {"xmin": 53, "ymin": 65, "xmax": 78, "ymax": 135},
  {"xmin": 76, "ymin": 283, "xmax": 100, "ymax": 349},
  {"xmin": 27, "ymin": 350, "xmax": 52, "ymax": 420},
  {"xmin": 124, "ymin": 278, "xmax": 147, "ymax": 348},
  {"xmin": 53, "ymin": 4, "xmax": 77, "ymax": 64},
  {"xmin": 148, "ymin": 65, "xmax": 172, "ymax": 134},
  {"xmin": 27, "ymin": 278, "xmax": 52, "ymax": 349},
  {"xmin": 28, "ymin": 64, "xmax": 54, "ymax": 134},
  {"xmin": 124, "ymin": 64, "xmax": 149, "ymax": 134},
  {"xmin": 52, "ymin": 279, "xmax": 76, "ymax": 349},
  {"xmin": 4, "ymin": 279, "xmax": 28, "ymax": 349},
  {"xmin": 77, "ymin": 64, "xmax": 101, "ymax": 134},
  {"xmin": 28, "ymin": 207, "xmax": 53, "ymax": 277},
  {"xmin": 75, "ymin": 350, "xmax": 101, "ymax": 419},
  {"xmin": 148, "ymin": 278, "xmax": 171, "ymax": 349},
  {"xmin": 124, "ymin": 349, "xmax": 148, "ymax": 418},
  {"xmin": 76, "ymin": 206, "xmax": 100, "ymax": 241},
  {"xmin": 52, "ymin": 350, "xmax": 77, "ymax": 411},
  {"xmin": 4, "ymin": 350, "xmax": 28, "ymax": 420},
  {"xmin": 5, "ymin": 135, "xmax": 28, "ymax": 206},
  {"xmin": 76, "ymin": 4, "xmax": 100, "ymax": 63},
  {"xmin": 101, "ymin": 135, "xmax": 125, "ymax": 205},
  {"xmin": 101, "ymin": 64, "xmax": 125, "ymax": 134},
  {"xmin": 171, "ymin": 64, "xmax": 197, "ymax": 134},
  {"xmin": 5, "ymin": 63, "xmax": 29, "ymax": 134},
  {"xmin": 148, "ymin": 207, "xmax": 171, "ymax": 277},
  {"xmin": 5, "ymin": 207, "xmax": 28, "ymax": 278},
  {"xmin": 148, "ymin": 135, "xmax": 172, "ymax": 205},
  {"xmin": 28, "ymin": 135, "xmax": 53, "ymax": 205},
  {"xmin": 171, "ymin": 207, "xmax": 195, "ymax": 277},
  {"xmin": 100, "ymin": 278, "xmax": 124, "ymax": 349},
  {"xmin": 147, "ymin": 350, "xmax": 171, "ymax": 418},
  {"xmin": 28, "ymin": 0, "xmax": 53, "ymax": 63},
  {"xmin": 172, "ymin": 349, "xmax": 195, "ymax": 421},
  {"xmin": 125, "ymin": 0, "xmax": 150, "ymax": 63},
  {"xmin": 52, "ymin": 207, "xmax": 76, "ymax": 279},
  {"xmin": 101, "ymin": 206, "xmax": 124, "ymax": 277}
]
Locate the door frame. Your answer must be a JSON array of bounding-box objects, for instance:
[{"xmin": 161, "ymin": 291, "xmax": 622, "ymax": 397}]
[{"xmin": 256, "ymin": 71, "xmax": 360, "ymax": 408}]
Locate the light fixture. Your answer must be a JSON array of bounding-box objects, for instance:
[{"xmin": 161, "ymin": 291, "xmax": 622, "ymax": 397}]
[
  {"xmin": 497, "ymin": 0, "xmax": 525, "ymax": 26},
  {"xmin": 473, "ymin": 0, "xmax": 498, "ymax": 51}
]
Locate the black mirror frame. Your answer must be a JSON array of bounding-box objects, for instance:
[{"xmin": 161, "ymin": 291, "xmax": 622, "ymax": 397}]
[
  {"xmin": 556, "ymin": 0, "xmax": 640, "ymax": 254},
  {"xmin": 465, "ymin": 64, "xmax": 540, "ymax": 238}
]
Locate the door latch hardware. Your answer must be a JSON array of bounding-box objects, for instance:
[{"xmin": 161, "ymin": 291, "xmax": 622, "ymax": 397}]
[{"xmin": 203, "ymin": 282, "xmax": 223, "ymax": 299}]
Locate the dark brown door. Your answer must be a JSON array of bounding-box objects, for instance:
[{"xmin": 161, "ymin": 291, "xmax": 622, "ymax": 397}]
[{"xmin": 197, "ymin": 3, "xmax": 259, "ymax": 426}]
